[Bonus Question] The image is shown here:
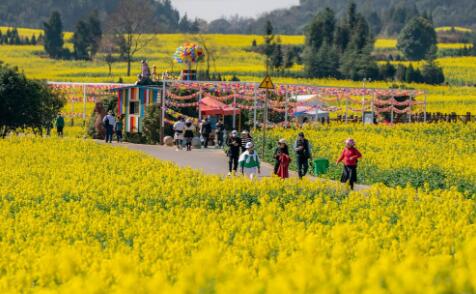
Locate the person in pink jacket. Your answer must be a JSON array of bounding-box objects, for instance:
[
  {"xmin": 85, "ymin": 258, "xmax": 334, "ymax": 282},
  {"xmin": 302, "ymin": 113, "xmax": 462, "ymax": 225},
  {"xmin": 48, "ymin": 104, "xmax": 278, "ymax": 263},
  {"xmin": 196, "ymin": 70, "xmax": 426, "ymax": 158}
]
[{"xmin": 336, "ymin": 138, "xmax": 362, "ymax": 190}]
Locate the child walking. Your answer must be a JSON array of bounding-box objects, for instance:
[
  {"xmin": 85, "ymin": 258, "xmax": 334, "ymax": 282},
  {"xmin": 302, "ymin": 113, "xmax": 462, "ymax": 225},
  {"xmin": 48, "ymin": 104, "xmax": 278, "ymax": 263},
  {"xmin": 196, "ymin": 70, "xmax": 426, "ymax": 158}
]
[
  {"xmin": 336, "ymin": 138, "xmax": 362, "ymax": 190},
  {"xmin": 239, "ymin": 142, "xmax": 261, "ymax": 180}
]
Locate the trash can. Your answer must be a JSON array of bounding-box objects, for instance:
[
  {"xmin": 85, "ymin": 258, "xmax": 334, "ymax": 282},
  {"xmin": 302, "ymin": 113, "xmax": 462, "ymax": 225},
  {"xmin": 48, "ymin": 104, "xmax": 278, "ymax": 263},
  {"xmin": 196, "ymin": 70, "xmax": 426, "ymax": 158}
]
[{"xmin": 313, "ymin": 158, "xmax": 329, "ymax": 176}]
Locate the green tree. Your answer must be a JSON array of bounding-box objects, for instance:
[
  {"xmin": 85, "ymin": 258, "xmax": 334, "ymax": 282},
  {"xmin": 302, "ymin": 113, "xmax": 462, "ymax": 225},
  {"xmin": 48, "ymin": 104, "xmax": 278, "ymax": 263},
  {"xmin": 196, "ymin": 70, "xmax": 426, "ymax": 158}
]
[
  {"xmin": 43, "ymin": 11, "xmax": 65, "ymax": 59},
  {"xmin": 379, "ymin": 61, "xmax": 396, "ymax": 81},
  {"xmin": 0, "ymin": 63, "xmax": 65, "ymax": 137},
  {"xmin": 73, "ymin": 20, "xmax": 91, "ymax": 60},
  {"xmin": 88, "ymin": 12, "xmax": 103, "ymax": 58},
  {"xmin": 306, "ymin": 8, "xmax": 336, "ymax": 51},
  {"xmin": 263, "ymin": 20, "xmax": 275, "ymax": 72},
  {"xmin": 395, "ymin": 64, "xmax": 407, "ymax": 82},
  {"xmin": 421, "ymin": 59, "xmax": 445, "ymax": 84},
  {"xmin": 270, "ymin": 43, "xmax": 284, "ymax": 72},
  {"xmin": 397, "ymin": 16, "xmax": 437, "ymax": 61}
]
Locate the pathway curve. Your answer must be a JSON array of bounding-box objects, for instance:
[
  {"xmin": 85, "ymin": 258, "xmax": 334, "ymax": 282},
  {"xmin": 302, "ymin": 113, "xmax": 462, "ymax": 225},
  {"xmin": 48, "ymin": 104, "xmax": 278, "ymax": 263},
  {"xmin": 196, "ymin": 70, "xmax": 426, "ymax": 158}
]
[{"xmin": 102, "ymin": 141, "xmax": 369, "ymax": 190}]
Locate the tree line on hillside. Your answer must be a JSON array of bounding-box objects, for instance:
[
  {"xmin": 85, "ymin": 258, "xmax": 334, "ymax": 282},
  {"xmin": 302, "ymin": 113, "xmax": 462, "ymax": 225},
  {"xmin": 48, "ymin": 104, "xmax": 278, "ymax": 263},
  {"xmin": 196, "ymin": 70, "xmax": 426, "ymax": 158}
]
[{"xmin": 0, "ymin": 28, "xmax": 43, "ymax": 45}]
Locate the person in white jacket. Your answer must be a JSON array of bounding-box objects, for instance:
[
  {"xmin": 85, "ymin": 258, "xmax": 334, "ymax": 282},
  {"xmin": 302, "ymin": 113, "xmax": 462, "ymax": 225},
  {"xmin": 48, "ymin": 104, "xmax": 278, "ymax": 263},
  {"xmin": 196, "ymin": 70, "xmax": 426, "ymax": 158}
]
[
  {"xmin": 239, "ymin": 142, "xmax": 261, "ymax": 180},
  {"xmin": 173, "ymin": 117, "xmax": 186, "ymax": 151}
]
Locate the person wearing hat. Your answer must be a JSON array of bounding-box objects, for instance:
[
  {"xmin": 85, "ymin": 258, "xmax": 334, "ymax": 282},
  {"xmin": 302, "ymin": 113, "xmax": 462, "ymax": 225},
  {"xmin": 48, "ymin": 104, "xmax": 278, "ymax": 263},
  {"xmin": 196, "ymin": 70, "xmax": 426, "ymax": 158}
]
[
  {"xmin": 173, "ymin": 116, "xmax": 186, "ymax": 151},
  {"xmin": 274, "ymin": 139, "xmax": 291, "ymax": 179},
  {"xmin": 240, "ymin": 130, "xmax": 253, "ymax": 152},
  {"xmin": 336, "ymin": 138, "xmax": 362, "ymax": 190},
  {"xmin": 55, "ymin": 113, "xmax": 65, "ymax": 138},
  {"xmin": 239, "ymin": 142, "xmax": 261, "ymax": 180},
  {"xmin": 294, "ymin": 132, "xmax": 312, "ymax": 179},
  {"xmin": 226, "ymin": 130, "xmax": 242, "ymax": 176},
  {"xmin": 102, "ymin": 110, "xmax": 116, "ymax": 143},
  {"xmin": 184, "ymin": 119, "xmax": 195, "ymax": 151}
]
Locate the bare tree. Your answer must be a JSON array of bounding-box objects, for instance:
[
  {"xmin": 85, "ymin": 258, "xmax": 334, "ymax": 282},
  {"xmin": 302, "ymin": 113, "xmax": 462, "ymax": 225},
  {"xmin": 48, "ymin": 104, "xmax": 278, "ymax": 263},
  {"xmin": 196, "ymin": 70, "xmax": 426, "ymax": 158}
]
[
  {"xmin": 108, "ymin": 0, "xmax": 157, "ymax": 76},
  {"xmin": 191, "ymin": 34, "xmax": 218, "ymax": 80}
]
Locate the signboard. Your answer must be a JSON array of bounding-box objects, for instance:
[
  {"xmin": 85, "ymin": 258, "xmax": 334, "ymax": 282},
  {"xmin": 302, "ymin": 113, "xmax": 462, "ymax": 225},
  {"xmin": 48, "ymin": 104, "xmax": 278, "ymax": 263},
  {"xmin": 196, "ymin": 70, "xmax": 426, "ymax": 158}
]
[
  {"xmin": 259, "ymin": 75, "xmax": 275, "ymax": 90},
  {"xmin": 363, "ymin": 111, "xmax": 375, "ymax": 124}
]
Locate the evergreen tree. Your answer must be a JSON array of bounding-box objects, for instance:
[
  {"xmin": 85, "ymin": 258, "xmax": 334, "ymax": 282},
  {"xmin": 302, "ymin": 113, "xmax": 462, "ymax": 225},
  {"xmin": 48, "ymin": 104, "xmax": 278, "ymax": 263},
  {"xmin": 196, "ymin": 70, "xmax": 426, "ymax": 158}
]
[
  {"xmin": 88, "ymin": 12, "xmax": 102, "ymax": 58},
  {"xmin": 270, "ymin": 43, "xmax": 284, "ymax": 72},
  {"xmin": 43, "ymin": 11, "xmax": 65, "ymax": 58},
  {"xmin": 73, "ymin": 20, "xmax": 91, "ymax": 60},
  {"xmin": 306, "ymin": 8, "xmax": 336, "ymax": 51},
  {"xmin": 334, "ymin": 20, "xmax": 350, "ymax": 53},
  {"xmin": 395, "ymin": 64, "xmax": 406, "ymax": 81},
  {"xmin": 263, "ymin": 20, "xmax": 275, "ymax": 72},
  {"xmin": 421, "ymin": 59, "xmax": 445, "ymax": 84},
  {"xmin": 367, "ymin": 12, "xmax": 382, "ymax": 36},
  {"xmin": 31, "ymin": 34, "xmax": 37, "ymax": 45},
  {"xmin": 379, "ymin": 61, "xmax": 396, "ymax": 81},
  {"xmin": 397, "ymin": 16, "xmax": 437, "ymax": 61},
  {"xmin": 405, "ymin": 64, "xmax": 416, "ymax": 82}
]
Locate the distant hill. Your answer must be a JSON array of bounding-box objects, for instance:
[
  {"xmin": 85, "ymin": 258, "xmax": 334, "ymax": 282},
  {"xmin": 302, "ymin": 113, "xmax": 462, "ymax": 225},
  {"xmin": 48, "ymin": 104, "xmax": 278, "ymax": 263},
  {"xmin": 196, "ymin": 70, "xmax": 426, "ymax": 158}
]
[
  {"xmin": 251, "ymin": 0, "xmax": 476, "ymax": 35},
  {"xmin": 0, "ymin": 0, "xmax": 183, "ymax": 32},
  {"xmin": 1, "ymin": 0, "xmax": 475, "ymax": 36}
]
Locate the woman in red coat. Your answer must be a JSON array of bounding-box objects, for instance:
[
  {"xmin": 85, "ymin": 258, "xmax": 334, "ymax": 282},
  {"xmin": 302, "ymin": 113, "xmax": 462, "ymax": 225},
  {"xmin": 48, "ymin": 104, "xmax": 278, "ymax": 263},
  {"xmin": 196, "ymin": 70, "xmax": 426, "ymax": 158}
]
[
  {"xmin": 275, "ymin": 139, "xmax": 291, "ymax": 179},
  {"xmin": 336, "ymin": 138, "xmax": 362, "ymax": 190}
]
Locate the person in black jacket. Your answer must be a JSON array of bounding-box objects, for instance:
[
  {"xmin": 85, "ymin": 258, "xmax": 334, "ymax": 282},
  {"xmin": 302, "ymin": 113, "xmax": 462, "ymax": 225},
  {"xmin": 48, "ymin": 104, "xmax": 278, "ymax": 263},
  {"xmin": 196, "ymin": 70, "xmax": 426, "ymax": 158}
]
[
  {"xmin": 226, "ymin": 130, "xmax": 242, "ymax": 176},
  {"xmin": 201, "ymin": 117, "xmax": 212, "ymax": 148},
  {"xmin": 294, "ymin": 132, "xmax": 312, "ymax": 179}
]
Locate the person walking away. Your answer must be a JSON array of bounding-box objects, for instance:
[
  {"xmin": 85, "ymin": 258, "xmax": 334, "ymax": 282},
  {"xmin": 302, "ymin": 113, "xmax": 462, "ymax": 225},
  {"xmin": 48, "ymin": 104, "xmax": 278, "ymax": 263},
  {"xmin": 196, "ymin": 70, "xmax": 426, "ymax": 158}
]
[
  {"xmin": 201, "ymin": 117, "xmax": 212, "ymax": 148},
  {"xmin": 184, "ymin": 119, "xmax": 195, "ymax": 151},
  {"xmin": 275, "ymin": 139, "xmax": 291, "ymax": 179},
  {"xmin": 226, "ymin": 130, "xmax": 241, "ymax": 176},
  {"xmin": 115, "ymin": 118, "xmax": 123, "ymax": 143},
  {"xmin": 240, "ymin": 130, "xmax": 253, "ymax": 153},
  {"xmin": 103, "ymin": 111, "xmax": 116, "ymax": 143},
  {"xmin": 215, "ymin": 119, "xmax": 225, "ymax": 148},
  {"xmin": 336, "ymin": 138, "xmax": 362, "ymax": 190},
  {"xmin": 239, "ymin": 142, "xmax": 261, "ymax": 180},
  {"xmin": 273, "ymin": 138, "xmax": 289, "ymax": 175},
  {"xmin": 55, "ymin": 113, "xmax": 65, "ymax": 137},
  {"xmin": 294, "ymin": 132, "xmax": 312, "ymax": 179},
  {"xmin": 173, "ymin": 117, "xmax": 186, "ymax": 151}
]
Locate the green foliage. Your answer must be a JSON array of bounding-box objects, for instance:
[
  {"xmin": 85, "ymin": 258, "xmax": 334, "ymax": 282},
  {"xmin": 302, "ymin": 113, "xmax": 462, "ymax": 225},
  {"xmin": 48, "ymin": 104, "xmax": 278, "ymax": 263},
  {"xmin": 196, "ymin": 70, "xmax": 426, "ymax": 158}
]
[
  {"xmin": 72, "ymin": 13, "xmax": 102, "ymax": 60},
  {"xmin": 142, "ymin": 104, "xmax": 162, "ymax": 144},
  {"xmin": 421, "ymin": 59, "xmax": 445, "ymax": 85},
  {"xmin": 397, "ymin": 17, "xmax": 437, "ymax": 61},
  {"xmin": 0, "ymin": 63, "xmax": 65, "ymax": 137},
  {"xmin": 43, "ymin": 11, "xmax": 65, "ymax": 59}
]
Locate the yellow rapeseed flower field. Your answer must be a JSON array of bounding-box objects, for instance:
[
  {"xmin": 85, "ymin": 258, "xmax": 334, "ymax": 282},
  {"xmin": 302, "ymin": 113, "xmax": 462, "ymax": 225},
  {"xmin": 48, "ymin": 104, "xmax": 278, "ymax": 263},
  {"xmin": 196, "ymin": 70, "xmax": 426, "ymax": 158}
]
[
  {"xmin": 263, "ymin": 123, "xmax": 476, "ymax": 195},
  {"xmin": 0, "ymin": 137, "xmax": 475, "ymax": 292}
]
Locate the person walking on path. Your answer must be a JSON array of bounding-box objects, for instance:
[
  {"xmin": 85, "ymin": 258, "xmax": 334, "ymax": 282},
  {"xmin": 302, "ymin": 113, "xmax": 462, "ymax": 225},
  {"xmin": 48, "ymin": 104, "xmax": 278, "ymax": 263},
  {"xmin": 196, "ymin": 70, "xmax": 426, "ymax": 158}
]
[
  {"xmin": 336, "ymin": 138, "xmax": 362, "ymax": 190},
  {"xmin": 274, "ymin": 139, "xmax": 291, "ymax": 179},
  {"xmin": 294, "ymin": 132, "xmax": 312, "ymax": 179},
  {"xmin": 239, "ymin": 142, "xmax": 261, "ymax": 180},
  {"xmin": 115, "ymin": 118, "xmax": 123, "ymax": 143},
  {"xmin": 184, "ymin": 119, "xmax": 195, "ymax": 151},
  {"xmin": 103, "ymin": 111, "xmax": 116, "ymax": 143},
  {"xmin": 201, "ymin": 117, "xmax": 212, "ymax": 148},
  {"xmin": 226, "ymin": 130, "xmax": 242, "ymax": 176},
  {"xmin": 240, "ymin": 130, "xmax": 253, "ymax": 153},
  {"xmin": 215, "ymin": 119, "xmax": 225, "ymax": 149},
  {"xmin": 173, "ymin": 116, "xmax": 186, "ymax": 151},
  {"xmin": 55, "ymin": 114, "xmax": 64, "ymax": 137}
]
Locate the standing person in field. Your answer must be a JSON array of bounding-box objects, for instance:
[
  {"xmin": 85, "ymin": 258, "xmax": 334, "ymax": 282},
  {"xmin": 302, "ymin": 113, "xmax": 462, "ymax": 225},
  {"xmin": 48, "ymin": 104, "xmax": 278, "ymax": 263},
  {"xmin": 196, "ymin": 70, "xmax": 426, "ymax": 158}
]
[
  {"xmin": 240, "ymin": 130, "xmax": 253, "ymax": 153},
  {"xmin": 55, "ymin": 113, "xmax": 65, "ymax": 137},
  {"xmin": 215, "ymin": 118, "xmax": 225, "ymax": 149},
  {"xmin": 115, "ymin": 117, "xmax": 123, "ymax": 143},
  {"xmin": 184, "ymin": 119, "xmax": 195, "ymax": 151},
  {"xmin": 201, "ymin": 117, "xmax": 212, "ymax": 148},
  {"xmin": 226, "ymin": 130, "xmax": 241, "ymax": 176},
  {"xmin": 336, "ymin": 138, "xmax": 362, "ymax": 190},
  {"xmin": 239, "ymin": 142, "xmax": 261, "ymax": 180},
  {"xmin": 294, "ymin": 132, "xmax": 312, "ymax": 179},
  {"xmin": 173, "ymin": 116, "xmax": 186, "ymax": 151},
  {"xmin": 103, "ymin": 111, "xmax": 116, "ymax": 143},
  {"xmin": 274, "ymin": 139, "xmax": 291, "ymax": 179}
]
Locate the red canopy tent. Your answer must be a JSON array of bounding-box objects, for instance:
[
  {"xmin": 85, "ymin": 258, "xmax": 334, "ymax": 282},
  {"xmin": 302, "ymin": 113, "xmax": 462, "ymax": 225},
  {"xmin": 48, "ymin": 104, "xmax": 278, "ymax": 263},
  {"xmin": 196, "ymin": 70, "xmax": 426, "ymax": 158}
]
[{"xmin": 200, "ymin": 97, "xmax": 240, "ymax": 116}]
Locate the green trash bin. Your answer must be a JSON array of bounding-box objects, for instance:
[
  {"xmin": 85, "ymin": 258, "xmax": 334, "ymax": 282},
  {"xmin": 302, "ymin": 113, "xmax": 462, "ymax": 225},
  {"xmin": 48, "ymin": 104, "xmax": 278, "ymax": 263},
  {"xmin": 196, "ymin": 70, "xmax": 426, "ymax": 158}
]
[{"xmin": 313, "ymin": 158, "xmax": 329, "ymax": 176}]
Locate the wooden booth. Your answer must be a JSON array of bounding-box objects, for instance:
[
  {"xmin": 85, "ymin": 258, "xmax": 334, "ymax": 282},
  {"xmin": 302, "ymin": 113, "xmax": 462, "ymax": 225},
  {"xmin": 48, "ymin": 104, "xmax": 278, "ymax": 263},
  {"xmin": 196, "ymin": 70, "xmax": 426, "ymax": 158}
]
[{"xmin": 112, "ymin": 85, "xmax": 162, "ymax": 133}]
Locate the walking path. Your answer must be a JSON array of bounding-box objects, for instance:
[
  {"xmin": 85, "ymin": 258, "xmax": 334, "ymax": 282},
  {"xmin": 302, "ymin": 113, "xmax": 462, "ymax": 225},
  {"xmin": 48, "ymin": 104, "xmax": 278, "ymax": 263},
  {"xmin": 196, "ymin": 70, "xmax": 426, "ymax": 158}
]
[{"xmin": 101, "ymin": 141, "xmax": 368, "ymax": 190}]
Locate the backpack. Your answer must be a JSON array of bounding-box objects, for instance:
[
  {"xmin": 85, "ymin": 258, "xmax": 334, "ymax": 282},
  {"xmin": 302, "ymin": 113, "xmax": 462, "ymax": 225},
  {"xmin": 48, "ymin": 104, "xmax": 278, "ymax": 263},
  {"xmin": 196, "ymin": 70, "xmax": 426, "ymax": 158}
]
[{"xmin": 104, "ymin": 116, "xmax": 110, "ymax": 127}]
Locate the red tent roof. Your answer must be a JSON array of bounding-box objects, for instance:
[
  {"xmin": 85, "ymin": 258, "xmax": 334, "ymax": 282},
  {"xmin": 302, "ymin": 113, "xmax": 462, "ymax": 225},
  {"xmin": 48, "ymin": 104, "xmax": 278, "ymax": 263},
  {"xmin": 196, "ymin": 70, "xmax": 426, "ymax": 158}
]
[{"xmin": 200, "ymin": 97, "xmax": 240, "ymax": 116}]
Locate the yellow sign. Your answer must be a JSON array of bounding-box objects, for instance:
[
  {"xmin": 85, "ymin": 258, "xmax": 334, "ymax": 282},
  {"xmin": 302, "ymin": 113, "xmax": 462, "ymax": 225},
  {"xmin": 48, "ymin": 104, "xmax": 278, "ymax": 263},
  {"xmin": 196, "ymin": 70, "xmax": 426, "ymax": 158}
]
[{"xmin": 259, "ymin": 75, "xmax": 275, "ymax": 89}]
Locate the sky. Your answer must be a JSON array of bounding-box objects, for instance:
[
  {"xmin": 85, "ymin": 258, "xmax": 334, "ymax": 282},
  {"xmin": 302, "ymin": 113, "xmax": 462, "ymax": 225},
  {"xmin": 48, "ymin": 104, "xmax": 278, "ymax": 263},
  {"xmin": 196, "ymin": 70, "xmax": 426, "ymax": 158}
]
[{"xmin": 171, "ymin": 0, "xmax": 299, "ymax": 21}]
